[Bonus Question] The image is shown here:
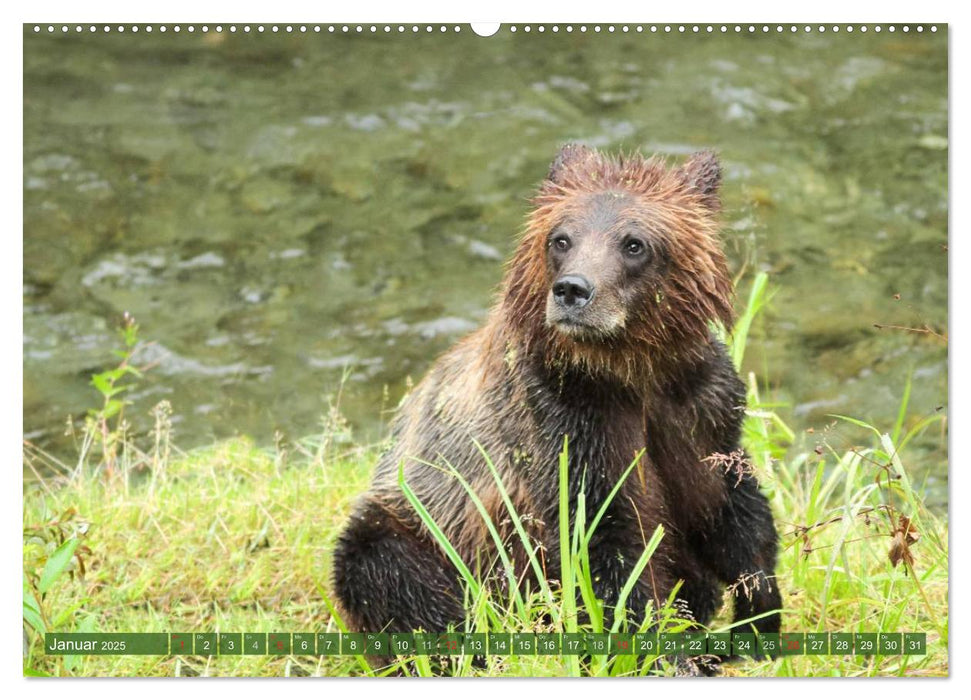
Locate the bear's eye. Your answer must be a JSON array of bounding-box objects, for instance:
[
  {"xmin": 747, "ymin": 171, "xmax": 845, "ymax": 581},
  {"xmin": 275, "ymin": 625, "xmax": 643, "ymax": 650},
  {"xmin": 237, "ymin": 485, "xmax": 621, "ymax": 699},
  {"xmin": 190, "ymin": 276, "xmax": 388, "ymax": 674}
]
[
  {"xmin": 549, "ymin": 235, "xmax": 571, "ymax": 252},
  {"xmin": 623, "ymin": 238, "xmax": 646, "ymax": 256}
]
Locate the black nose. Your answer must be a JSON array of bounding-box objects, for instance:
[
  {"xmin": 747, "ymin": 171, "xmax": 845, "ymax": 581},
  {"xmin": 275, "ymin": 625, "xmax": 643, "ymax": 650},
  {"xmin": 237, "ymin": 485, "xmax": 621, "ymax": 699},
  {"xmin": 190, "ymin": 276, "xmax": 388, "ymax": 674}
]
[{"xmin": 552, "ymin": 275, "xmax": 594, "ymax": 309}]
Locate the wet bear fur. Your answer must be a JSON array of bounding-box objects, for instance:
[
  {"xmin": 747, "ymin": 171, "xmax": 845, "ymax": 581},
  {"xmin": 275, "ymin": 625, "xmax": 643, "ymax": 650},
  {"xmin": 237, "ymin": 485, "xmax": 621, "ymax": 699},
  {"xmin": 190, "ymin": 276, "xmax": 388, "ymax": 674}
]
[{"xmin": 332, "ymin": 144, "xmax": 781, "ymax": 639}]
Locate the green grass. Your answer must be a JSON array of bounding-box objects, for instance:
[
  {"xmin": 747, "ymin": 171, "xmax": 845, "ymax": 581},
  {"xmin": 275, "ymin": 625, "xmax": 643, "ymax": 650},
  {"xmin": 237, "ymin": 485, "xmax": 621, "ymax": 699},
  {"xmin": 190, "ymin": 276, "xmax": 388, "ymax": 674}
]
[{"xmin": 22, "ymin": 275, "xmax": 948, "ymax": 677}]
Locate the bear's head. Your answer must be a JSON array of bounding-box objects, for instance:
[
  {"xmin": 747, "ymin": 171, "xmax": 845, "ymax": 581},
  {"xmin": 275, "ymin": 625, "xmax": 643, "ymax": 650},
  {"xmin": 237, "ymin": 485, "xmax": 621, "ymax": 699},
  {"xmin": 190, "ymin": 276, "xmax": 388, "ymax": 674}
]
[{"xmin": 502, "ymin": 144, "xmax": 735, "ymax": 382}]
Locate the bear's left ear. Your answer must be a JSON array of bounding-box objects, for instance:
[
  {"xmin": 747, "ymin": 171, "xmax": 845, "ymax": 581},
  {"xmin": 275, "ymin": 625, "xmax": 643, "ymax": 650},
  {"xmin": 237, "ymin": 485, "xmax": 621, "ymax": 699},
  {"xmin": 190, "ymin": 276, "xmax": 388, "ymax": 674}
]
[{"xmin": 679, "ymin": 150, "xmax": 721, "ymax": 211}]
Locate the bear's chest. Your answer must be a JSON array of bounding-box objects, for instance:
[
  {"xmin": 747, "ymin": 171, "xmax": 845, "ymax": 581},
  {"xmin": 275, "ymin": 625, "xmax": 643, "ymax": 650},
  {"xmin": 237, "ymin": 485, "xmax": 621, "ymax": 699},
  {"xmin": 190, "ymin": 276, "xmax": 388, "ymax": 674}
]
[{"xmin": 519, "ymin": 371, "xmax": 651, "ymax": 514}]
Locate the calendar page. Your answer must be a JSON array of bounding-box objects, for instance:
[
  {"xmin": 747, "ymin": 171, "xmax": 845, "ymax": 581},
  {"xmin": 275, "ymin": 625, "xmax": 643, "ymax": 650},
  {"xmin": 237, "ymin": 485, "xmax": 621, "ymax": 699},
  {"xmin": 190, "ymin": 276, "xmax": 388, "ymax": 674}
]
[{"xmin": 22, "ymin": 17, "xmax": 948, "ymax": 679}]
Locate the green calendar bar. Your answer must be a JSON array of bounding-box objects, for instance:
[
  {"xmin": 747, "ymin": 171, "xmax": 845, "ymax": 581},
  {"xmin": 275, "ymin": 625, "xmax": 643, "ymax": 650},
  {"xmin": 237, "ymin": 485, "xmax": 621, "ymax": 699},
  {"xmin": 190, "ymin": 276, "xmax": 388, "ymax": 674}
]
[
  {"xmin": 658, "ymin": 633, "xmax": 681, "ymax": 655},
  {"xmin": 46, "ymin": 633, "xmax": 168, "ymax": 655},
  {"xmin": 42, "ymin": 631, "xmax": 933, "ymax": 656},
  {"xmin": 342, "ymin": 633, "xmax": 365, "ymax": 655},
  {"xmin": 805, "ymin": 632, "xmax": 828, "ymax": 655},
  {"xmin": 391, "ymin": 633, "xmax": 416, "ymax": 654},
  {"xmin": 219, "ymin": 633, "xmax": 242, "ymax": 655},
  {"xmin": 586, "ymin": 633, "xmax": 610, "ymax": 654},
  {"xmin": 512, "ymin": 633, "xmax": 535, "ymax": 655},
  {"xmin": 194, "ymin": 633, "xmax": 217, "ymax": 656},
  {"xmin": 268, "ymin": 633, "xmax": 291, "ymax": 655},
  {"xmin": 635, "ymin": 633, "xmax": 659, "ymax": 655},
  {"xmin": 414, "ymin": 633, "xmax": 437, "ymax": 655},
  {"xmin": 732, "ymin": 632, "xmax": 756, "ymax": 656},
  {"xmin": 243, "ymin": 632, "xmax": 266, "ymax": 655},
  {"xmin": 904, "ymin": 633, "xmax": 926, "ymax": 655},
  {"xmin": 292, "ymin": 633, "xmax": 315, "ymax": 655},
  {"xmin": 317, "ymin": 633, "xmax": 340, "ymax": 655},
  {"xmin": 831, "ymin": 632, "xmax": 854, "ymax": 654},
  {"xmin": 879, "ymin": 633, "xmax": 902, "ymax": 655},
  {"xmin": 781, "ymin": 633, "xmax": 804, "ymax": 656},
  {"xmin": 758, "ymin": 632, "xmax": 781, "ymax": 657},
  {"xmin": 610, "ymin": 633, "xmax": 634, "ymax": 655},
  {"xmin": 684, "ymin": 632, "xmax": 707, "ymax": 656},
  {"xmin": 365, "ymin": 633, "xmax": 389, "ymax": 655},
  {"xmin": 537, "ymin": 633, "xmax": 560, "ymax": 655},
  {"xmin": 707, "ymin": 633, "xmax": 731, "ymax": 655},
  {"xmin": 464, "ymin": 633, "xmax": 487, "ymax": 654},
  {"xmin": 439, "ymin": 633, "xmax": 463, "ymax": 655},
  {"xmin": 170, "ymin": 633, "xmax": 191, "ymax": 655},
  {"xmin": 487, "ymin": 633, "xmax": 511, "ymax": 655},
  {"xmin": 855, "ymin": 633, "xmax": 878, "ymax": 656},
  {"xmin": 562, "ymin": 633, "xmax": 586, "ymax": 655}
]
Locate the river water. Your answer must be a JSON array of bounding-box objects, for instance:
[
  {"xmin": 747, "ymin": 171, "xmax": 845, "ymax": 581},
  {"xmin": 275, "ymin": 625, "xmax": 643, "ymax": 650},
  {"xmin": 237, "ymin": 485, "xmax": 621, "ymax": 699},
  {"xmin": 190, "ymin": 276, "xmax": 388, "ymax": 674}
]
[{"xmin": 23, "ymin": 26, "xmax": 948, "ymax": 504}]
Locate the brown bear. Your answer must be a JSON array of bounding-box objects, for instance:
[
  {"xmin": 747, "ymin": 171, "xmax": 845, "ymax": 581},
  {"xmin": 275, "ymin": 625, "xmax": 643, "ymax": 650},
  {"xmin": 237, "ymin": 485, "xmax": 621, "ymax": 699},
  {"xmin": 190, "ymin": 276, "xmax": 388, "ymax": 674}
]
[{"xmin": 332, "ymin": 144, "xmax": 781, "ymax": 639}]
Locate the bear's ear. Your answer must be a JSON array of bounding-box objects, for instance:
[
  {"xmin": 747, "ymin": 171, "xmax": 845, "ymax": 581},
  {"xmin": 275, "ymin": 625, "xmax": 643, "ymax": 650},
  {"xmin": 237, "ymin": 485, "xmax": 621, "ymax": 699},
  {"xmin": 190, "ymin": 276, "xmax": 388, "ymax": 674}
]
[
  {"xmin": 547, "ymin": 143, "xmax": 595, "ymax": 185},
  {"xmin": 679, "ymin": 150, "xmax": 722, "ymax": 211}
]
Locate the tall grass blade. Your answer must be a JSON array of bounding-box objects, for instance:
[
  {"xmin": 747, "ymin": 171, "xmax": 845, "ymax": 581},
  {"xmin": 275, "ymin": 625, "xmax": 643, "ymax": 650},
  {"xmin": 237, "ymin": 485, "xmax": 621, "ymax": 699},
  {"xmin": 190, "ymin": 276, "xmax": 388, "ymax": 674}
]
[
  {"xmin": 583, "ymin": 450, "xmax": 643, "ymax": 548},
  {"xmin": 609, "ymin": 525, "xmax": 664, "ymax": 634},
  {"xmin": 557, "ymin": 437, "xmax": 582, "ymax": 676},
  {"xmin": 316, "ymin": 584, "xmax": 373, "ymax": 676},
  {"xmin": 472, "ymin": 439, "xmax": 558, "ymax": 619},
  {"xmin": 892, "ymin": 373, "xmax": 913, "ymax": 445},
  {"xmin": 397, "ymin": 461, "xmax": 482, "ymax": 602},
  {"xmin": 418, "ymin": 456, "xmax": 528, "ymax": 620},
  {"xmin": 731, "ymin": 271, "xmax": 769, "ymax": 370}
]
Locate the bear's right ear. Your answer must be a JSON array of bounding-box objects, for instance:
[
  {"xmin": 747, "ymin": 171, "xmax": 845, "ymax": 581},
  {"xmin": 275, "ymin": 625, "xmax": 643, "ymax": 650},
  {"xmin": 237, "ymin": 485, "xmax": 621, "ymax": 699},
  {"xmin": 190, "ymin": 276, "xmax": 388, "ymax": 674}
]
[
  {"xmin": 547, "ymin": 143, "xmax": 595, "ymax": 185},
  {"xmin": 679, "ymin": 150, "xmax": 722, "ymax": 211}
]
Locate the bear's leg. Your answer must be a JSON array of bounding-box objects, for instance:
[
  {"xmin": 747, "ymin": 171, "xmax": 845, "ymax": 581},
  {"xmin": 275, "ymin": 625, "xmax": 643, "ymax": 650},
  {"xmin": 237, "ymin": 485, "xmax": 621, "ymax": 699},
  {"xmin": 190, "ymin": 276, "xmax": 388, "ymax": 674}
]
[
  {"xmin": 585, "ymin": 527, "xmax": 672, "ymax": 629},
  {"xmin": 332, "ymin": 497, "xmax": 465, "ymax": 633},
  {"xmin": 698, "ymin": 471, "xmax": 782, "ymax": 633},
  {"xmin": 674, "ymin": 565, "xmax": 722, "ymax": 626},
  {"xmin": 584, "ymin": 527, "xmax": 726, "ymax": 676}
]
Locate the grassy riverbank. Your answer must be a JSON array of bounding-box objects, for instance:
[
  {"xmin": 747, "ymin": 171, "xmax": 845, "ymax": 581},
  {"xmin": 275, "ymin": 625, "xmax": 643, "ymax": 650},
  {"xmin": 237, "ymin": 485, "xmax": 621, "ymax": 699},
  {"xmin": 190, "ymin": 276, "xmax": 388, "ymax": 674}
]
[
  {"xmin": 21, "ymin": 409, "xmax": 950, "ymax": 677},
  {"xmin": 22, "ymin": 279, "xmax": 949, "ymax": 677}
]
